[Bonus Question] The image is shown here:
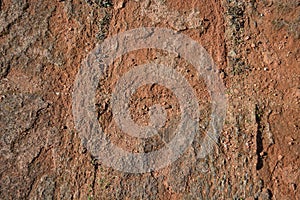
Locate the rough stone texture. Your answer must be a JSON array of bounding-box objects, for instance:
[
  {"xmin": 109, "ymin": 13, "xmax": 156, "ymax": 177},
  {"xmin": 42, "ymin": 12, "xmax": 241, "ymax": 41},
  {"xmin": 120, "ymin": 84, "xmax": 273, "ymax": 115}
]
[{"xmin": 0, "ymin": 0, "xmax": 299, "ymax": 199}]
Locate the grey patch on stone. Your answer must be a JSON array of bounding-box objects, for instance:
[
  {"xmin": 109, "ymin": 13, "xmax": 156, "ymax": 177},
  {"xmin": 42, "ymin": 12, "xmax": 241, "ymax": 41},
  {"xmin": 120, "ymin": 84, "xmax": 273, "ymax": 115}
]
[{"xmin": 32, "ymin": 175, "xmax": 56, "ymax": 200}]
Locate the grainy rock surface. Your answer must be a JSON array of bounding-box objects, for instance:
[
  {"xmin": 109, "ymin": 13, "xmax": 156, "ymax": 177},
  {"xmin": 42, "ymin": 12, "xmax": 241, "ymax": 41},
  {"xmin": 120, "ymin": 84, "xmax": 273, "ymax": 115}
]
[{"xmin": 0, "ymin": 0, "xmax": 299, "ymax": 199}]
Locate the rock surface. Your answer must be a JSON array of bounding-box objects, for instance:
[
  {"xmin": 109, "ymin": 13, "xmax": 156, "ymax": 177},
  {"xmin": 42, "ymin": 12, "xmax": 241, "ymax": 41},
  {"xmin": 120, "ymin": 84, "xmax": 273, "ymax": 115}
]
[{"xmin": 0, "ymin": 0, "xmax": 299, "ymax": 199}]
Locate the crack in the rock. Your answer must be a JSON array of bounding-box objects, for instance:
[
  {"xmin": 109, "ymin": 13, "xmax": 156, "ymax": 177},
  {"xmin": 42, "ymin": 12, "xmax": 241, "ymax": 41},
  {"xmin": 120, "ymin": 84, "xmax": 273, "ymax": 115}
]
[{"xmin": 255, "ymin": 104, "xmax": 264, "ymax": 170}]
